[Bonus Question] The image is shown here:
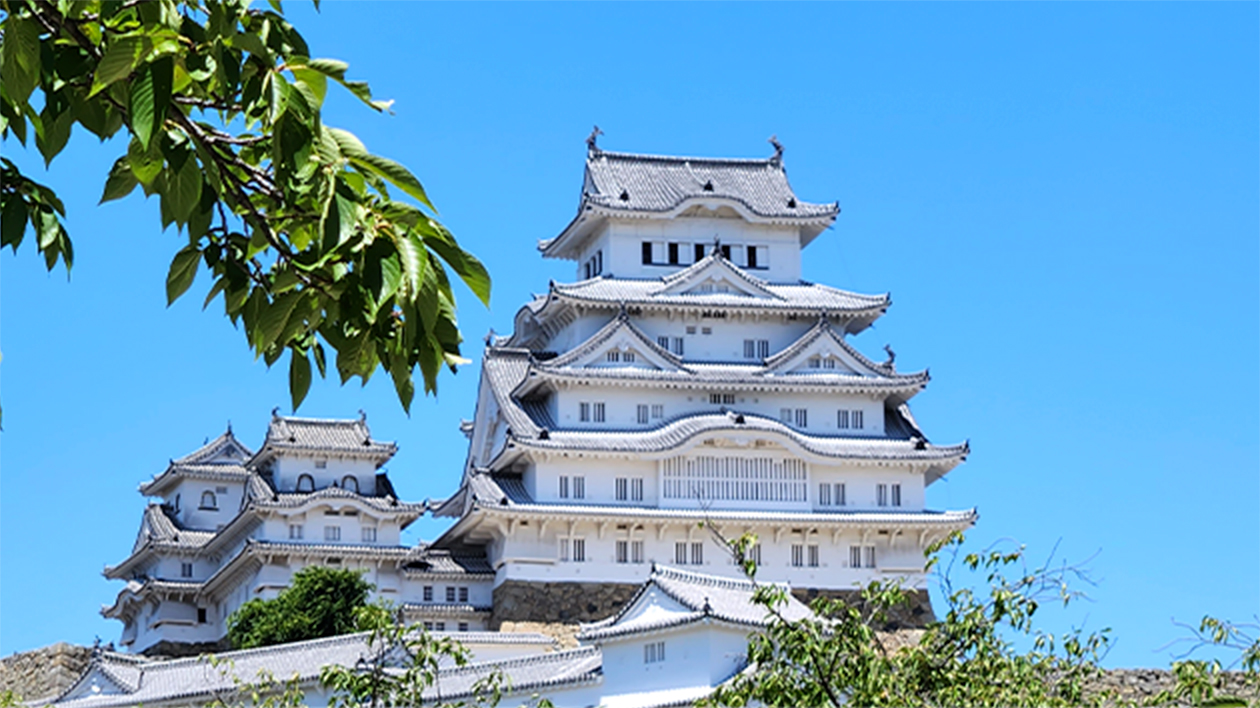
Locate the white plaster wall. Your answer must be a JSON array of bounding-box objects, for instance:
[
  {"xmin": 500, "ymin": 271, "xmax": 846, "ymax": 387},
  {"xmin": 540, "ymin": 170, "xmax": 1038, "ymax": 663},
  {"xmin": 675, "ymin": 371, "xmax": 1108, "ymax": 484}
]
[
  {"xmin": 579, "ymin": 218, "xmax": 803, "ymax": 282},
  {"xmin": 597, "ymin": 623, "xmax": 751, "ymax": 696},
  {"xmin": 258, "ymin": 507, "xmax": 403, "ymax": 546},
  {"xmin": 810, "ymin": 464, "xmax": 924, "ymax": 511},
  {"xmin": 167, "ymin": 479, "xmax": 246, "ymax": 530},
  {"xmin": 550, "ymin": 384, "xmax": 885, "ymax": 436},
  {"xmin": 491, "ymin": 520, "xmax": 929, "ymax": 592},
  {"xmin": 272, "ymin": 456, "xmax": 380, "ymax": 494},
  {"xmin": 398, "ymin": 575, "xmax": 494, "ymax": 607}
]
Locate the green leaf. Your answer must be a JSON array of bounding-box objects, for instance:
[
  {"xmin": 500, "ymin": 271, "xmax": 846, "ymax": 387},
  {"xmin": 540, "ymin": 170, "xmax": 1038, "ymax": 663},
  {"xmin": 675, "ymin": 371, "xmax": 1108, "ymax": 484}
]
[
  {"xmin": 395, "ymin": 232, "xmax": 429, "ymax": 300},
  {"xmin": 312, "ymin": 342, "xmax": 327, "ymax": 378},
  {"xmin": 418, "ymin": 221, "xmax": 491, "ymax": 306},
  {"xmin": 166, "ymin": 152, "xmax": 202, "ymax": 224},
  {"xmin": 1, "ymin": 196, "xmax": 29, "ymax": 251},
  {"xmin": 90, "ymin": 35, "xmax": 143, "ymax": 97},
  {"xmin": 130, "ymin": 57, "xmax": 172, "ymax": 150},
  {"xmin": 35, "ymin": 97, "xmax": 73, "ymax": 166},
  {"xmin": 166, "ymin": 245, "xmax": 201, "ymax": 305},
  {"xmin": 289, "ymin": 348, "xmax": 312, "ymax": 411},
  {"xmin": 256, "ymin": 292, "xmax": 303, "ymax": 352},
  {"xmin": 1, "ymin": 15, "xmax": 42, "ymax": 104},
  {"xmin": 127, "ymin": 136, "xmax": 163, "ymax": 185},
  {"xmin": 100, "ymin": 157, "xmax": 139, "ymax": 204},
  {"xmin": 348, "ymin": 153, "xmax": 433, "ymax": 210},
  {"xmin": 388, "ymin": 359, "xmax": 414, "ymax": 414}
]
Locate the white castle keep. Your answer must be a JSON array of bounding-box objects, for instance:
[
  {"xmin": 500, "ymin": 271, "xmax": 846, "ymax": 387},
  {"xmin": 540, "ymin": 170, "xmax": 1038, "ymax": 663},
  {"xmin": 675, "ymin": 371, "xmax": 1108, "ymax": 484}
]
[{"xmin": 103, "ymin": 139, "xmax": 976, "ymax": 657}]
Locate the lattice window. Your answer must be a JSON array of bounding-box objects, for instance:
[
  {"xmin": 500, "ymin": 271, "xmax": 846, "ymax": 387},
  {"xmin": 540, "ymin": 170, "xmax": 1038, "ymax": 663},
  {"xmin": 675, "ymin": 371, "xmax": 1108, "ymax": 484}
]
[{"xmin": 661, "ymin": 456, "xmax": 807, "ymax": 502}]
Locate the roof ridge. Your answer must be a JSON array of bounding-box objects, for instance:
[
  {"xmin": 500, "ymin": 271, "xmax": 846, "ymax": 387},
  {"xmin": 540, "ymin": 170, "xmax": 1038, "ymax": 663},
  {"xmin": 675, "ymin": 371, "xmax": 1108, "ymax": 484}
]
[
  {"xmin": 591, "ymin": 149, "xmax": 780, "ymax": 167},
  {"xmin": 652, "ymin": 564, "xmax": 760, "ymax": 592},
  {"xmin": 142, "ymin": 630, "xmax": 370, "ymax": 670},
  {"xmin": 436, "ymin": 645, "xmax": 599, "ymax": 678}
]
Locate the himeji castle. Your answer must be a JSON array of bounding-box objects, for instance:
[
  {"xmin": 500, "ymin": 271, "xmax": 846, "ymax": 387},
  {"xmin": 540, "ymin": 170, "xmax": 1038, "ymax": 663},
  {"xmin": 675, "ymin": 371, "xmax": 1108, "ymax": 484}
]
[
  {"xmin": 100, "ymin": 137, "xmax": 976, "ymax": 672},
  {"xmin": 429, "ymin": 137, "xmax": 976, "ymax": 627}
]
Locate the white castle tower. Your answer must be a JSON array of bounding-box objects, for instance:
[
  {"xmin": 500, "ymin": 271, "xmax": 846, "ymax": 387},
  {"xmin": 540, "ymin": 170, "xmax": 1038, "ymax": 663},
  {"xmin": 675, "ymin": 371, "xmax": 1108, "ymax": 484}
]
[
  {"xmin": 103, "ymin": 414, "xmax": 495, "ymax": 656},
  {"xmin": 432, "ymin": 138, "xmax": 977, "ymax": 627}
]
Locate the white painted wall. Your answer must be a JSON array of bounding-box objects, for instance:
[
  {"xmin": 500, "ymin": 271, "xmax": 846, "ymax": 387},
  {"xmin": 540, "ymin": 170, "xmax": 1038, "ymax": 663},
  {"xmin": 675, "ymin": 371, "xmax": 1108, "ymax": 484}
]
[
  {"xmin": 577, "ymin": 217, "xmax": 804, "ymax": 282},
  {"xmin": 272, "ymin": 456, "xmax": 381, "ymax": 495},
  {"xmin": 549, "ymin": 383, "xmax": 886, "ymax": 437}
]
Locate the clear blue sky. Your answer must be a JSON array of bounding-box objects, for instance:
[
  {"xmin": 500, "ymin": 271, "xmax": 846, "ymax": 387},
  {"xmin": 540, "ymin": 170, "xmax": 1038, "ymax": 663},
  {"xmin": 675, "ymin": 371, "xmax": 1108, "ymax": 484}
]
[{"xmin": 2, "ymin": 3, "xmax": 1256, "ymax": 668}]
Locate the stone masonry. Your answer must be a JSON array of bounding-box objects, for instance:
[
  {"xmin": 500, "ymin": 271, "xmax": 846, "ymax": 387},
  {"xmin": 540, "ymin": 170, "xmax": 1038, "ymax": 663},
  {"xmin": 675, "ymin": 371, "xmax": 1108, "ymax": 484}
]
[{"xmin": 490, "ymin": 580, "xmax": 640, "ymax": 628}]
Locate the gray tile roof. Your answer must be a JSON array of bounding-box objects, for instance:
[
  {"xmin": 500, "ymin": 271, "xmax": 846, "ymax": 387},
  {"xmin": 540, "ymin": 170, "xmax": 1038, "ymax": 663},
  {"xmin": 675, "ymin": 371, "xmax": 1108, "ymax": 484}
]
[
  {"xmin": 399, "ymin": 603, "xmax": 493, "ymax": 616},
  {"xmin": 140, "ymin": 430, "xmax": 253, "ymax": 496},
  {"xmin": 51, "ymin": 631, "xmax": 573, "ymax": 708},
  {"xmin": 481, "ymin": 347, "xmax": 960, "ymax": 467},
  {"xmin": 578, "ymin": 150, "xmax": 837, "ymax": 220},
  {"xmin": 128, "ymin": 504, "xmax": 216, "ymax": 554},
  {"xmin": 420, "ymin": 646, "xmax": 603, "ymax": 701},
  {"xmin": 579, "ymin": 564, "xmax": 812, "ymax": 641},
  {"xmin": 540, "ymin": 310, "xmax": 685, "ymax": 371},
  {"xmin": 254, "ymin": 413, "xmax": 397, "ymax": 464},
  {"xmin": 550, "ymin": 275, "xmax": 889, "ymax": 315},
  {"xmin": 262, "ymin": 486, "xmax": 425, "ymax": 515},
  {"xmin": 401, "ymin": 549, "xmax": 495, "ymax": 576}
]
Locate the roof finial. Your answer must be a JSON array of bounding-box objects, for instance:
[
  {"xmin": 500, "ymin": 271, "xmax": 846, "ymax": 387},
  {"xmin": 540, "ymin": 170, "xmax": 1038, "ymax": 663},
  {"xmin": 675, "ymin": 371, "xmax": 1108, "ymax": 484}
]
[
  {"xmin": 618, "ymin": 301, "xmax": 629, "ymax": 320},
  {"xmin": 484, "ymin": 328, "xmax": 496, "ymax": 346},
  {"xmin": 702, "ymin": 596, "xmax": 712, "ymax": 615},
  {"xmin": 883, "ymin": 344, "xmax": 896, "ymax": 369},
  {"xmin": 768, "ymin": 134, "xmax": 784, "ymax": 161},
  {"xmin": 359, "ymin": 409, "xmax": 367, "ymax": 423},
  {"xmin": 226, "ymin": 420, "xmax": 232, "ymax": 435},
  {"xmin": 271, "ymin": 406, "xmax": 281, "ymax": 419},
  {"xmin": 586, "ymin": 125, "xmax": 604, "ymax": 153},
  {"xmin": 710, "ymin": 236, "xmax": 722, "ymax": 257}
]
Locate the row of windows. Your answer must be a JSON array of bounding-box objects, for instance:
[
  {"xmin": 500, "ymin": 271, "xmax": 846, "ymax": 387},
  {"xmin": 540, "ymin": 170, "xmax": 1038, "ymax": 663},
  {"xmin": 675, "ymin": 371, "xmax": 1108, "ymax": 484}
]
[
  {"xmin": 560, "ymin": 538, "xmax": 878, "ymax": 569},
  {"xmin": 605, "ymin": 350, "xmax": 636, "ymax": 363},
  {"xmin": 583, "ymin": 250, "xmax": 604, "ymax": 279},
  {"xmin": 818, "ymin": 483, "xmax": 901, "ymax": 507},
  {"xmin": 644, "ymin": 640, "xmax": 667, "ymax": 664},
  {"xmin": 294, "ymin": 474, "xmax": 361, "ymax": 493},
  {"xmin": 422, "ymin": 621, "xmax": 471, "ymax": 632},
  {"xmin": 640, "ymin": 241, "xmax": 769, "ymax": 270},
  {"xmin": 558, "ymin": 475, "xmax": 586, "ymax": 499},
  {"xmin": 743, "ymin": 339, "xmax": 771, "ymax": 359},
  {"xmin": 614, "ymin": 477, "xmax": 645, "ymax": 501},
  {"xmin": 421, "ymin": 585, "xmax": 470, "ymax": 603},
  {"xmin": 656, "ymin": 335, "xmax": 685, "ymax": 355},
  {"xmin": 287, "ymin": 524, "xmax": 378, "ymax": 542},
  {"xmin": 776, "ymin": 408, "xmax": 866, "ymax": 430}
]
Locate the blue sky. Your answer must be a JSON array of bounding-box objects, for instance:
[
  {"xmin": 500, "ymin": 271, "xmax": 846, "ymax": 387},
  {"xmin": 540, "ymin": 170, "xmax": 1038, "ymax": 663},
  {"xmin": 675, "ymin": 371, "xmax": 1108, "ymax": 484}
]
[{"xmin": 2, "ymin": 3, "xmax": 1256, "ymax": 667}]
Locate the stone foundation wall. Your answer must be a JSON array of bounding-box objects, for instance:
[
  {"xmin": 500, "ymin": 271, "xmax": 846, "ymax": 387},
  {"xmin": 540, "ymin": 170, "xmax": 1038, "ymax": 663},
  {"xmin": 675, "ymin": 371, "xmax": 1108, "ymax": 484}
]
[
  {"xmin": 0, "ymin": 642, "xmax": 91, "ymax": 702},
  {"xmin": 490, "ymin": 580, "xmax": 640, "ymax": 628},
  {"xmin": 792, "ymin": 587, "xmax": 935, "ymax": 629},
  {"xmin": 142, "ymin": 638, "xmax": 231, "ymax": 658}
]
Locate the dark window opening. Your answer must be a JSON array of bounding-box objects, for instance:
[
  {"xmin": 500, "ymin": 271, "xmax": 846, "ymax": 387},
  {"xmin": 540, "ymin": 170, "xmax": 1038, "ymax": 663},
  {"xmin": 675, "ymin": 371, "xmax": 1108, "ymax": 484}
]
[
  {"xmin": 720, "ymin": 245, "xmax": 731, "ymax": 260},
  {"xmin": 642, "ymin": 241, "xmax": 653, "ymax": 265},
  {"xmin": 694, "ymin": 243, "xmax": 706, "ymax": 262},
  {"xmin": 197, "ymin": 608, "xmax": 207, "ymax": 624},
  {"xmin": 747, "ymin": 247, "xmax": 758, "ymax": 269},
  {"xmin": 668, "ymin": 243, "xmax": 680, "ymax": 265}
]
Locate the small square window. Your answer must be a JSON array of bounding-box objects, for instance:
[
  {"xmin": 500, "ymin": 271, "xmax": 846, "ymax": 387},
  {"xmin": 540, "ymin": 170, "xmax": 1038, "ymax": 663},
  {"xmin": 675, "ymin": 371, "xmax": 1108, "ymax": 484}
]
[
  {"xmin": 808, "ymin": 545, "xmax": 820, "ymax": 567},
  {"xmin": 458, "ymin": 622, "xmax": 469, "ymax": 632},
  {"xmin": 658, "ymin": 335, "xmax": 670, "ymax": 349},
  {"xmin": 690, "ymin": 542, "xmax": 704, "ymax": 565},
  {"xmin": 631, "ymin": 540, "xmax": 645, "ymax": 563},
  {"xmin": 315, "ymin": 460, "xmax": 328, "ymax": 469},
  {"xmin": 446, "ymin": 586, "xmax": 457, "ymax": 602},
  {"xmin": 559, "ymin": 476, "xmax": 570, "ymax": 499},
  {"xmin": 458, "ymin": 587, "xmax": 468, "ymax": 603},
  {"xmin": 362, "ymin": 527, "xmax": 377, "ymax": 543},
  {"xmin": 573, "ymin": 476, "xmax": 585, "ymax": 499},
  {"xmin": 701, "ymin": 327, "xmax": 712, "ymax": 335},
  {"xmin": 651, "ymin": 404, "xmax": 664, "ymax": 419},
  {"xmin": 685, "ymin": 326, "xmax": 696, "ymax": 335},
  {"xmin": 892, "ymin": 483, "xmax": 902, "ymax": 507},
  {"xmin": 616, "ymin": 540, "xmax": 629, "ymax": 563},
  {"xmin": 288, "ymin": 524, "xmax": 304, "ymax": 539},
  {"xmin": 675, "ymin": 542, "xmax": 688, "ymax": 565},
  {"xmin": 573, "ymin": 538, "xmax": 586, "ymax": 562},
  {"xmin": 197, "ymin": 607, "xmax": 207, "ymax": 624},
  {"xmin": 579, "ymin": 403, "xmax": 590, "ymax": 422},
  {"xmin": 791, "ymin": 544, "xmax": 804, "ymax": 567},
  {"xmin": 423, "ymin": 586, "xmax": 433, "ymax": 602},
  {"xmin": 637, "ymin": 405, "xmax": 649, "ymax": 424},
  {"xmin": 631, "ymin": 478, "xmax": 644, "ymax": 501},
  {"xmin": 795, "ymin": 408, "xmax": 808, "ymax": 428},
  {"xmin": 435, "ymin": 621, "xmax": 446, "ymax": 631},
  {"xmin": 593, "ymin": 403, "xmax": 605, "ymax": 423},
  {"xmin": 324, "ymin": 526, "xmax": 341, "ymax": 541},
  {"xmin": 181, "ymin": 562, "xmax": 193, "ymax": 578},
  {"xmin": 853, "ymin": 410, "xmax": 864, "ymax": 429}
]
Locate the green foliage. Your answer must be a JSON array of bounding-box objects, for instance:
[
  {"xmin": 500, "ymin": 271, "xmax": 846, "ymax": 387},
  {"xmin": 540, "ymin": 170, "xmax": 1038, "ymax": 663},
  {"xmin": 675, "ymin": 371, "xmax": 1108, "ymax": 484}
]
[
  {"xmin": 707, "ymin": 530, "xmax": 1115, "ymax": 707},
  {"xmin": 1148, "ymin": 617, "xmax": 1260, "ymax": 708},
  {"xmin": 227, "ymin": 566, "xmax": 374, "ymax": 649},
  {"xmin": 0, "ymin": 0, "xmax": 490, "ymax": 412},
  {"xmin": 320, "ymin": 619, "xmax": 553, "ymax": 708},
  {"xmin": 204, "ymin": 656, "xmax": 307, "ymax": 708},
  {"xmin": 0, "ymin": 689, "xmax": 20, "ymax": 708}
]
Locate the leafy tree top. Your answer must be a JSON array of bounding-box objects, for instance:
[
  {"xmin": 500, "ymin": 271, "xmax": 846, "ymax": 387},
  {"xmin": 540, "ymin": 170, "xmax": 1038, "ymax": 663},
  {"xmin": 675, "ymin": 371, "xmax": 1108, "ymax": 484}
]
[{"xmin": 1, "ymin": 0, "xmax": 490, "ymax": 413}]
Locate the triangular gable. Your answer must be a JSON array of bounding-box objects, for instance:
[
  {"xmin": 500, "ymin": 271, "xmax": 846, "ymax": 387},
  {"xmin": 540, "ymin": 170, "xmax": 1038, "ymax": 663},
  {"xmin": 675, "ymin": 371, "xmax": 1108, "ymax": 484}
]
[
  {"xmin": 174, "ymin": 430, "xmax": 253, "ymax": 465},
  {"xmin": 542, "ymin": 314, "xmax": 687, "ymax": 373},
  {"xmin": 616, "ymin": 584, "xmax": 694, "ymax": 626},
  {"xmin": 763, "ymin": 319, "xmax": 890, "ymax": 377},
  {"xmin": 653, "ymin": 253, "xmax": 780, "ymax": 300},
  {"xmin": 57, "ymin": 659, "xmax": 136, "ymax": 702}
]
